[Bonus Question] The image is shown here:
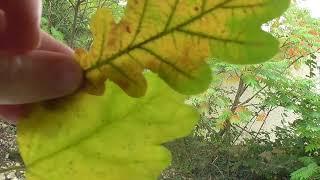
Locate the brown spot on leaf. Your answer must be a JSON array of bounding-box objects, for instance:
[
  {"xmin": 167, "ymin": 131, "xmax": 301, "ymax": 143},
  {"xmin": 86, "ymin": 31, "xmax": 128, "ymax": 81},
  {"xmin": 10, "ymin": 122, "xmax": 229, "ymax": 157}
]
[
  {"xmin": 108, "ymin": 38, "xmax": 117, "ymax": 48},
  {"xmin": 126, "ymin": 26, "xmax": 132, "ymax": 34}
]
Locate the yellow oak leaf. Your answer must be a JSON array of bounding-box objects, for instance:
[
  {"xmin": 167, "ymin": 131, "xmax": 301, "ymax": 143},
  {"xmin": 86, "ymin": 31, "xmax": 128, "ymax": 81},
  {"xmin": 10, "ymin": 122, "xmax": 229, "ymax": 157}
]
[{"xmin": 76, "ymin": 0, "xmax": 290, "ymax": 97}]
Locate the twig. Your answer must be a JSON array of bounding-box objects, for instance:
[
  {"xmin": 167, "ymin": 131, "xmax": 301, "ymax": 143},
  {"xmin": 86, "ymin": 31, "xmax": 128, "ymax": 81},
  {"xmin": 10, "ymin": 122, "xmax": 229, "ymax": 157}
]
[
  {"xmin": 210, "ymin": 156, "xmax": 225, "ymax": 179},
  {"xmin": 239, "ymin": 48, "xmax": 320, "ymax": 106},
  {"xmin": 238, "ymin": 86, "xmax": 267, "ymax": 106},
  {"xmin": 232, "ymin": 124, "xmax": 257, "ymax": 137},
  {"xmin": 253, "ymin": 107, "xmax": 276, "ymax": 140},
  {"xmin": 219, "ymin": 77, "xmax": 247, "ymax": 136}
]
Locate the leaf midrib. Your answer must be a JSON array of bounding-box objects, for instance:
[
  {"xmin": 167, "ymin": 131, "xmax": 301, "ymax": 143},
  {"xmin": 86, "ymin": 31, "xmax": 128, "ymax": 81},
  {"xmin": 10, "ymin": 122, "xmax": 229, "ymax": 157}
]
[
  {"xmin": 26, "ymin": 95, "xmax": 159, "ymax": 169},
  {"xmin": 86, "ymin": 0, "xmax": 234, "ymax": 72}
]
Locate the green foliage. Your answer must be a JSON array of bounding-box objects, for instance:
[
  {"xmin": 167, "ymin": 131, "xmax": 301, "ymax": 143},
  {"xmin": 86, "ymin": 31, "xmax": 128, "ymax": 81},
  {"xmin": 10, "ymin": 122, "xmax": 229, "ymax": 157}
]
[
  {"xmin": 18, "ymin": 74, "xmax": 198, "ymax": 180},
  {"xmin": 291, "ymin": 157, "xmax": 320, "ymax": 180},
  {"xmin": 41, "ymin": 17, "xmax": 65, "ymax": 41},
  {"xmin": 41, "ymin": 0, "xmax": 125, "ymax": 48},
  {"xmin": 162, "ymin": 126, "xmax": 315, "ymax": 179},
  {"xmin": 162, "ymin": 4, "xmax": 320, "ymax": 180}
]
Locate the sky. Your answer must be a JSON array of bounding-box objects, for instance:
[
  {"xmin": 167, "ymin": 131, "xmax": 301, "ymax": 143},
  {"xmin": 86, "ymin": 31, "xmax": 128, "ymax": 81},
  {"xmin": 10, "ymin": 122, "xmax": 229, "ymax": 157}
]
[{"xmin": 299, "ymin": 0, "xmax": 320, "ymax": 18}]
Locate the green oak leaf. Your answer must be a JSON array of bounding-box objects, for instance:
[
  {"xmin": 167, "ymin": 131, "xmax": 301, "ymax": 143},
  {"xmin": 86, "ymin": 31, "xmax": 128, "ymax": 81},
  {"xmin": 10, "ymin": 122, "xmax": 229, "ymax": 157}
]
[
  {"xmin": 17, "ymin": 74, "xmax": 198, "ymax": 180},
  {"xmin": 76, "ymin": 0, "xmax": 290, "ymax": 97}
]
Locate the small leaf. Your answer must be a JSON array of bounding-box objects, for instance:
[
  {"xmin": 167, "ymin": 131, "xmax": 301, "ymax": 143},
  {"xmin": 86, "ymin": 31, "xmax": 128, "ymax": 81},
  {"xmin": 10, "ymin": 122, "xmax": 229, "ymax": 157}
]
[
  {"xmin": 291, "ymin": 163, "xmax": 320, "ymax": 180},
  {"xmin": 310, "ymin": 53, "xmax": 317, "ymax": 60},
  {"xmin": 230, "ymin": 114, "xmax": 240, "ymax": 124},
  {"xmin": 226, "ymin": 74, "xmax": 240, "ymax": 83},
  {"xmin": 235, "ymin": 106, "xmax": 246, "ymax": 113},
  {"xmin": 76, "ymin": 0, "xmax": 290, "ymax": 97},
  {"xmin": 256, "ymin": 112, "xmax": 267, "ymax": 122},
  {"xmin": 293, "ymin": 61, "xmax": 302, "ymax": 70},
  {"xmin": 17, "ymin": 74, "xmax": 198, "ymax": 180}
]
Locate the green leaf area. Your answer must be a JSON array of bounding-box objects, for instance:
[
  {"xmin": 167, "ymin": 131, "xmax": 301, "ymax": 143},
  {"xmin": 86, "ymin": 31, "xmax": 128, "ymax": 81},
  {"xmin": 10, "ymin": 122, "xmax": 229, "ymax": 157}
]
[{"xmin": 17, "ymin": 74, "xmax": 198, "ymax": 180}]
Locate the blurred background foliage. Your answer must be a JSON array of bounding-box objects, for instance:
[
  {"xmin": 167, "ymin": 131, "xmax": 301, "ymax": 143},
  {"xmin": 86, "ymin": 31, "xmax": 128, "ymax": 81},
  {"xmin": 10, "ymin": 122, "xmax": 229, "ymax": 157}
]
[
  {"xmin": 41, "ymin": 0, "xmax": 125, "ymax": 48},
  {"xmin": 21, "ymin": 0, "xmax": 320, "ymax": 179}
]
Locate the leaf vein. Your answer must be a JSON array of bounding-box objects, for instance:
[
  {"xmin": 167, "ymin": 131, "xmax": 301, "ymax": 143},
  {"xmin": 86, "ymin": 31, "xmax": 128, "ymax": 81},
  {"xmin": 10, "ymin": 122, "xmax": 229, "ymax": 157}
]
[
  {"xmin": 128, "ymin": 0, "xmax": 149, "ymax": 48},
  {"xmin": 138, "ymin": 47, "xmax": 194, "ymax": 79},
  {"xmin": 108, "ymin": 62, "xmax": 139, "ymax": 84},
  {"xmin": 27, "ymin": 95, "xmax": 160, "ymax": 169},
  {"xmin": 87, "ymin": 0, "xmax": 233, "ymax": 72},
  {"xmin": 221, "ymin": 3, "xmax": 268, "ymax": 9},
  {"xmin": 176, "ymin": 29, "xmax": 263, "ymax": 46},
  {"xmin": 163, "ymin": 0, "xmax": 180, "ymax": 31}
]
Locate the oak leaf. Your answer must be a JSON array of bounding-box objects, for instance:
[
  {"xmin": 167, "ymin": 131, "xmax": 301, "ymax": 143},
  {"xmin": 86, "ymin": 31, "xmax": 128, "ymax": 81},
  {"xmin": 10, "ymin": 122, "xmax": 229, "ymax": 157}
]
[
  {"xmin": 76, "ymin": 0, "xmax": 290, "ymax": 97},
  {"xmin": 18, "ymin": 74, "xmax": 198, "ymax": 180}
]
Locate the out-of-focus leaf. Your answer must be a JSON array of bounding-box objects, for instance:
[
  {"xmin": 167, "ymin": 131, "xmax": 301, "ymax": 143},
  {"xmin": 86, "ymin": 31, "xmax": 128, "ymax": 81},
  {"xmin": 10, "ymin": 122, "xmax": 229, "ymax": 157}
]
[{"xmin": 18, "ymin": 74, "xmax": 198, "ymax": 180}]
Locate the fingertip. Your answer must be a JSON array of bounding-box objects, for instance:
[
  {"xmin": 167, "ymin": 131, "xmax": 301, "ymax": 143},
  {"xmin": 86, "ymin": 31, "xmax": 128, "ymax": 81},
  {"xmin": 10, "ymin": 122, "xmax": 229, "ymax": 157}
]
[
  {"xmin": 0, "ymin": 105, "xmax": 30, "ymax": 124},
  {"xmin": 48, "ymin": 52, "xmax": 84, "ymax": 98},
  {"xmin": 0, "ymin": 51, "xmax": 83, "ymax": 104},
  {"xmin": 27, "ymin": 51, "xmax": 84, "ymax": 102},
  {"xmin": 0, "ymin": 9, "xmax": 6, "ymax": 33}
]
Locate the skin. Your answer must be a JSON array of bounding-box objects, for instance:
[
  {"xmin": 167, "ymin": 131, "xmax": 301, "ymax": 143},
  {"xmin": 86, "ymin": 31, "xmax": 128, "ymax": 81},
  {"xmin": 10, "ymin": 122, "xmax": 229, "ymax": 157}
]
[{"xmin": 0, "ymin": 0, "xmax": 83, "ymax": 123}]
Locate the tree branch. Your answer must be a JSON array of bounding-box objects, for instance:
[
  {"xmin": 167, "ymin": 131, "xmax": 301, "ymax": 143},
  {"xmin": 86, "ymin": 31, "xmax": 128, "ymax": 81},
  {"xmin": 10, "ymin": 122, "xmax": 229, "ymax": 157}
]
[
  {"xmin": 239, "ymin": 48, "xmax": 320, "ymax": 107},
  {"xmin": 219, "ymin": 77, "xmax": 247, "ymax": 136},
  {"xmin": 253, "ymin": 107, "xmax": 276, "ymax": 140}
]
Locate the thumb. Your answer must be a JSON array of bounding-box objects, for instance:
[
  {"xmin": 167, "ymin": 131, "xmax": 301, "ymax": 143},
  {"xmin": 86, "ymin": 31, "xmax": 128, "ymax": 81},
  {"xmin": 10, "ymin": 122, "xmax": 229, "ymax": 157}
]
[
  {"xmin": 0, "ymin": 10, "xmax": 6, "ymax": 33},
  {"xmin": 0, "ymin": 0, "xmax": 41, "ymax": 52},
  {"xmin": 0, "ymin": 51, "xmax": 83, "ymax": 104},
  {"xmin": 0, "ymin": 104, "xmax": 29, "ymax": 124}
]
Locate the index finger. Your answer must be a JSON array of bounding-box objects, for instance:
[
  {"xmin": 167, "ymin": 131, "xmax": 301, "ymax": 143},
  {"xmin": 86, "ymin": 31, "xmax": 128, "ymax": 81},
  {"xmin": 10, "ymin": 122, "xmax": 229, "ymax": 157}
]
[{"xmin": 0, "ymin": 0, "xmax": 41, "ymax": 52}]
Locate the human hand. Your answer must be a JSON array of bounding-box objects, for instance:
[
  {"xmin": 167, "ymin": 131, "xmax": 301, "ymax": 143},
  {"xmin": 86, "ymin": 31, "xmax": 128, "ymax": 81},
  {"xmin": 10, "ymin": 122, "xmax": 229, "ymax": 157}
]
[{"xmin": 0, "ymin": 0, "xmax": 83, "ymax": 123}]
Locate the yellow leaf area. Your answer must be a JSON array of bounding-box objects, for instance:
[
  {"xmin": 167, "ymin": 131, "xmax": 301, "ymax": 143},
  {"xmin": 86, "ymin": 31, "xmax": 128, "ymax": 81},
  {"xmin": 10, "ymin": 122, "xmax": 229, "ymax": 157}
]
[
  {"xmin": 75, "ymin": 0, "xmax": 290, "ymax": 97},
  {"xmin": 226, "ymin": 74, "xmax": 240, "ymax": 83},
  {"xmin": 230, "ymin": 106, "xmax": 243, "ymax": 123},
  {"xmin": 18, "ymin": 74, "xmax": 198, "ymax": 180},
  {"xmin": 256, "ymin": 112, "xmax": 267, "ymax": 121},
  {"xmin": 230, "ymin": 114, "xmax": 241, "ymax": 123}
]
